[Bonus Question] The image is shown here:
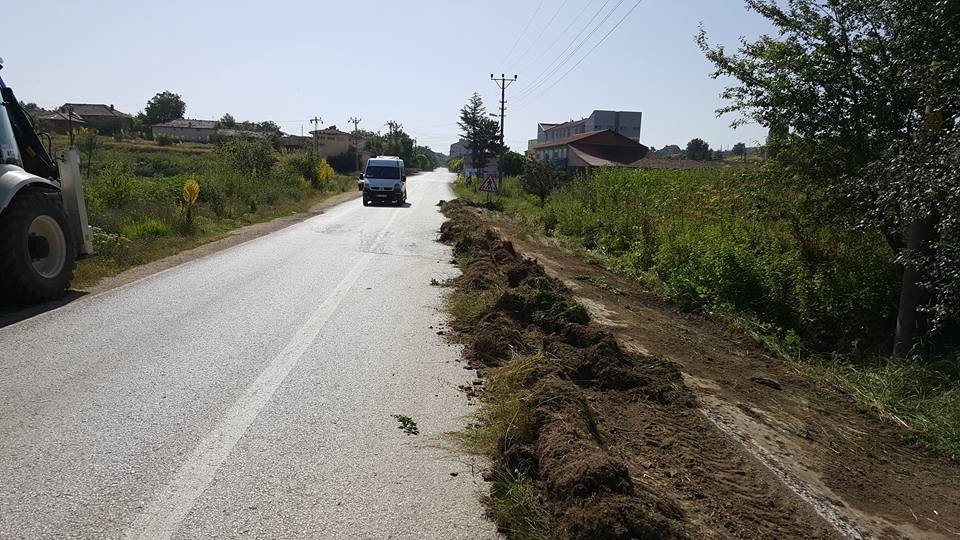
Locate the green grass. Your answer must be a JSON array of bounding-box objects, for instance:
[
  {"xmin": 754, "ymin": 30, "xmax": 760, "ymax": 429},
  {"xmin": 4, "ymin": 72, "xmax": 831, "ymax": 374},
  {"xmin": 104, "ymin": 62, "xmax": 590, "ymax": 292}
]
[
  {"xmin": 121, "ymin": 217, "xmax": 174, "ymax": 239},
  {"xmin": 447, "ymin": 289, "xmax": 496, "ymax": 325},
  {"xmin": 487, "ymin": 469, "xmax": 551, "ymax": 540},
  {"xmin": 456, "ymin": 354, "xmax": 555, "ymax": 537},
  {"xmin": 68, "ymin": 135, "xmax": 356, "ymax": 288},
  {"xmin": 807, "ymin": 357, "xmax": 960, "ymax": 460}
]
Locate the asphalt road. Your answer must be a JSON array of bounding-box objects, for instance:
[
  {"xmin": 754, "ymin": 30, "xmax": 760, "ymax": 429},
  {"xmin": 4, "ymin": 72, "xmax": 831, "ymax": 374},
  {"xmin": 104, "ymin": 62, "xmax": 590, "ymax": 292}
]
[{"xmin": 0, "ymin": 171, "xmax": 498, "ymax": 539}]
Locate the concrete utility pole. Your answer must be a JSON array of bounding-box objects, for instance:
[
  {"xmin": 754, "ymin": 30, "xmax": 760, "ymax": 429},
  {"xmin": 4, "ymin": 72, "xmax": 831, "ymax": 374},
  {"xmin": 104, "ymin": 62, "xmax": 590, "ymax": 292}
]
[
  {"xmin": 349, "ymin": 116, "xmax": 362, "ymax": 171},
  {"xmin": 310, "ymin": 116, "xmax": 322, "ymax": 154},
  {"xmin": 491, "ymin": 74, "xmax": 517, "ymax": 182}
]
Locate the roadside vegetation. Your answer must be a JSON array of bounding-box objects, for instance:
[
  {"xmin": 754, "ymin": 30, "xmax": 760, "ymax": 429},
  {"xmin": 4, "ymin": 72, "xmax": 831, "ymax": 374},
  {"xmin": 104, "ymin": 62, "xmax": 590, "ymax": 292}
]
[
  {"xmin": 454, "ymin": 165, "xmax": 960, "ymax": 458},
  {"xmin": 61, "ymin": 135, "xmax": 354, "ymax": 288}
]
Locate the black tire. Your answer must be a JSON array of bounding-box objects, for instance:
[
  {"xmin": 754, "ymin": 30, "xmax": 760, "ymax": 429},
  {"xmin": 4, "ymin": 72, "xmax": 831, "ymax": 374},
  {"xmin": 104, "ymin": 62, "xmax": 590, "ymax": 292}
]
[
  {"xmin": 0, "ymin": 190, "xmax": 76, "ymax": 303},
  {"xmin": 363, "ymin": 196, "xmax": 370, "ymax": 206}
]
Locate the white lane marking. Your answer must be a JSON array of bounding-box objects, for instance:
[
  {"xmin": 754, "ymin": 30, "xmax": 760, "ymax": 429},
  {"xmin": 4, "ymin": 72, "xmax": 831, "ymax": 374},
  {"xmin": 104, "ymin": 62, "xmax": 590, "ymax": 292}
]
[{"xmin": 125, "ymin": 204, "xmax": 407, "ymax": 540}]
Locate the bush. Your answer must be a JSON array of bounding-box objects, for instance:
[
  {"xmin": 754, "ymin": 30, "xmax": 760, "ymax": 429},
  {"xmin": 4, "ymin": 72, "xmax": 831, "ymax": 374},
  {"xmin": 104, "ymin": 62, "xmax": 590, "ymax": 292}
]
[
  {"xmin": 121, "ymin": 217, "xmax": 174, "ymax": 239},
  {"xmin": 155, "ymin": 133, "xmax": 173, "ymax": 146},
  {"xmin": 543, "ymin": 167, "xmax": 897, "ymax": 352},
  {"xmin": 218, "ymin": 138, "xmax": 277, "ymax": 177},
  {"xmin": 276, "ymin": 151, "xmax": 321, "ymax": 188},
  {"xmin": 318, "ymin": 159, "xmax": 336, "ymax": 188},
  {"xmin": 448, "ymin": 158, "xmax": 463, "ymax": 173},
  {"xmin": 328, "ymin": 151, "xmax": 359, "ymax": 174}
]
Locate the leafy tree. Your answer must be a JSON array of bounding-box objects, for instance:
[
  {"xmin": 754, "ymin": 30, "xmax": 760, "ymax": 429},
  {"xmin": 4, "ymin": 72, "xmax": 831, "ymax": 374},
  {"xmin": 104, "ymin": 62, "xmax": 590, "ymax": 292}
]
[
  {"xmin": 448, "ymin": 158, "xmax": 463, "ymax": 173},
  {"xmin": 733, "ymin": 142, "xmax": 747, "ymax": 161},
  {"xmin": 219, "ymin": 113, "xmax": 236, "ymax": 128},
  {"xmin": 217, "ymin": 138, "xmax": 277, "ymax": 178},
  {"xmin": 458, "ymin": 93, "xmax": 502, "ymax": 173},
  {"xmin": 686, "ymin": 138, "xmax": 712, "ymax": 161},
  {"xmin": 76, "ymin": 129, "xmax": 99, "ymax": 177},
  {"xmin": 328, "ymin": 151, "xmax": 359, "ymax": 174},
  {"xmin": 521, "ymin": 157, "xmax": 567, "ymax": 206},
  {"xmin": 502, "ymin": 150, "xmax": 524, "ymax": 176},
  {"xmin": 144, "ymin": 91, "xmax": 185, "ymax": 126},
  {"xmin": 699, "ymin": 0, "xmax": 960, "ymax": 353}
]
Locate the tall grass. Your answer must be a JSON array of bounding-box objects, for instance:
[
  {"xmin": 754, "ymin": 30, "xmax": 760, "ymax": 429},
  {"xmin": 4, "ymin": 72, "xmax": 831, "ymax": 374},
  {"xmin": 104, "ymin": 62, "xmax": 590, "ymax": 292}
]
[{"xmin": 74, "ymin": 135, "xmax": 355, "ymax": 286}]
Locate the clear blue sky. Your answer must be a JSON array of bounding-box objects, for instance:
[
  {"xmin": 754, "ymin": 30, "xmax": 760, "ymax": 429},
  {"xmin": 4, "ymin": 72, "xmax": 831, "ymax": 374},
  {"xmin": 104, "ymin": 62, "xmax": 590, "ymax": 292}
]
[{"xmin": 3, "ymin": 0, "xmax": 775, "ymax": 153}]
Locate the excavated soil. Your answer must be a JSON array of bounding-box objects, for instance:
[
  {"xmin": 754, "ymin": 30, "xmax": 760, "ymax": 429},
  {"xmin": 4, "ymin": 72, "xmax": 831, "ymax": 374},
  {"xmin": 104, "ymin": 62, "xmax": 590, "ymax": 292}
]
[
  {"xmin": 442, "ymin": 200, "xmax": 960, "ymax": 540},
  {"xmin": 439, "ymin": 200, "xmax": 852, "ymax": 539}
]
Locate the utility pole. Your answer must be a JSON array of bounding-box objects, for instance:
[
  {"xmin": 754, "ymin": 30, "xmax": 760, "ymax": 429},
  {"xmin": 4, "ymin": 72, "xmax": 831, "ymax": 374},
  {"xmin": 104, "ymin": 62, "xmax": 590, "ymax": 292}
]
[
  {"xmin": 309, "ymin": 116, "xmax": 322, "ymax": 154},
  {"xmin": 349, "ymin": 116, "xmax": 362, "ymax": 171},
  {"xmin": 491, "ymin": 73, "xmax": 517, "ymax": 184}
]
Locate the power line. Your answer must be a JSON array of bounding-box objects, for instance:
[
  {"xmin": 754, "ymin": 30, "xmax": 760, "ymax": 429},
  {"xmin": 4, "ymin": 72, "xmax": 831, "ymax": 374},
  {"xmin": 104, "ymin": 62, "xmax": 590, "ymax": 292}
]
[
  {"xmin": 518, "ymin": 0, "xmax": 597, "ymax": 76},
  {"xmin": 511, "ymin": 0, "xmax": 572, "ymax": 70},
  {"xmin": 515, "ymin": 0, "xmax": 625, "ymax": 102},
  {"xmin": 500, "ymin": 0, "xmax": 547, "ymax": 67},
  {"xmin": 513, "ymin": 0, "xmax": 618, "ymax": 100},
  {"xmin": 518, "ymin": 0, "xmax": 643, "ymax": 104}
]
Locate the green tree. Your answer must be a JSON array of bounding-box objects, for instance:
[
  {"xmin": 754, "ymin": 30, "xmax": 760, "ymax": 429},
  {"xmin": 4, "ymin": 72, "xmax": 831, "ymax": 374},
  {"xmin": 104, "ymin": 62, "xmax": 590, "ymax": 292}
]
[
  {"xmin": 520, "ymin": 157, "xmax": 566, "ymax": 206},
  {"xmin": 732, "ymin": 142, "xmax": 747, "ymax": 161},
  {"xmin": 219, "ymin": 113, "xmax": 236, "ymax": 128},
  {"xmin": 685, "ymin": 138, "xmax": 712, "ymax": 161},
  {"xmin": 143, "ymin": 91, "xmax": 186, "ymax": 126},
  {"xmin": 76, "ymin": 130, "xmax": 99, "ymax": 177},
  {"xmin": 502, "ymin": 150, "xmax": 524, "ymax": 176},
  {"xmin": 217, "ymin": 138, "xmax": 277, "ymax": 178},
  {"xmin": 699, "ymin": 0, "xmax": 960, "ymax": 353},
  {"xmin": 457, "ymin": 93, "xmax": 501, "ymax": 173}
]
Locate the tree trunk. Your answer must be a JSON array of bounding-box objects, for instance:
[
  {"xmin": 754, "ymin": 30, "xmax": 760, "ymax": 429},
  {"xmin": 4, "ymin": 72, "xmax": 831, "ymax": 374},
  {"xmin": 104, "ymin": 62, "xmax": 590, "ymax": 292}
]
[{"xmin": 893, "ymin": 215, "xmax": 936, "ymax": 358}]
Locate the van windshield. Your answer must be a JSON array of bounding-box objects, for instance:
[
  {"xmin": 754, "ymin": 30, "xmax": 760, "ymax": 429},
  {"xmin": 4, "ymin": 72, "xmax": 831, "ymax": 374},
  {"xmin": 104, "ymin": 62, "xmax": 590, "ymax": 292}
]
[{"xmin": 365, "ymin": 165, "xmax": 401, "ymax": 180}]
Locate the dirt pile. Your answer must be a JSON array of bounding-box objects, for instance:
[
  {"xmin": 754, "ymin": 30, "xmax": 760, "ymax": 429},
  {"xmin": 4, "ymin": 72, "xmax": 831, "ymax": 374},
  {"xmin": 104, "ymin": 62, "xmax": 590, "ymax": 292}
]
[{"xmin": 439, "ymin": 199, "xmax": 841, "ymax": 539}]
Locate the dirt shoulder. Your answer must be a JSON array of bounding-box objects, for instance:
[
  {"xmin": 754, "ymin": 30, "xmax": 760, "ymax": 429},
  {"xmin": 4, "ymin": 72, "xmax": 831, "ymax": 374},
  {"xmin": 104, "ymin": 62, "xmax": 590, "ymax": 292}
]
[{"xmin": 444, "ymin": 201, "xmax": 960, "ymax": 539}]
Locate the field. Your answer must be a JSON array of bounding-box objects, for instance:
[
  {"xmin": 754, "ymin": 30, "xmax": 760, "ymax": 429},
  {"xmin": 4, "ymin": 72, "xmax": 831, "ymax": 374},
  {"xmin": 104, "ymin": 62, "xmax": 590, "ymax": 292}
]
[{"xmin": 61, "ymin": 136, "xmax": 355, "ymax": 288}]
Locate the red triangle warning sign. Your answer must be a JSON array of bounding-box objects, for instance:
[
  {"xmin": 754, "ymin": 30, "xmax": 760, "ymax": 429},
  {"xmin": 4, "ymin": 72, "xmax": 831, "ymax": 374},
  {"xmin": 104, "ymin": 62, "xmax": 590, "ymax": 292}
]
[{"xmin": 479, "ymin": 175, "xmax": 499, "ymax": 193}]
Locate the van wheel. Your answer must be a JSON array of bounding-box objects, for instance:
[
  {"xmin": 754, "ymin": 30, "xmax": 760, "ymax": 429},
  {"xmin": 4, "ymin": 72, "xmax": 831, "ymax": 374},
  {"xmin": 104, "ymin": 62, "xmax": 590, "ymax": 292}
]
[{"xmin": 363, "ymin": 197, "xmax": 370, "ymax": 206}]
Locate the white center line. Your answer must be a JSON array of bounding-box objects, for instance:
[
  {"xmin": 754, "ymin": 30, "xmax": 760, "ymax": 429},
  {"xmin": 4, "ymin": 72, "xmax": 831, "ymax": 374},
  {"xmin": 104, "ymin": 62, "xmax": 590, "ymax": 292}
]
[{"xmin": 125, "ymin": 202, "xmax": 408, "ymax": 540}]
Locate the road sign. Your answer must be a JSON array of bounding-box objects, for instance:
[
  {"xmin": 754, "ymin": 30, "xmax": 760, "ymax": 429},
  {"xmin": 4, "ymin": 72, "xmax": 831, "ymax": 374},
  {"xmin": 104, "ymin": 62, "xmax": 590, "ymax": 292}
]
[{"xmin": 479, "ymin": 175, "xmax": 499, "ymax": 193}]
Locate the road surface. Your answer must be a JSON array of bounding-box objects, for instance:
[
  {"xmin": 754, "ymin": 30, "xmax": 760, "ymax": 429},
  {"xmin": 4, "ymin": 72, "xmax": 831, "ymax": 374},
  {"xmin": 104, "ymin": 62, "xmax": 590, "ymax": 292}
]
[{"xmin": 0, "ymin": 171, "xmax": 497, "ymax": 539}]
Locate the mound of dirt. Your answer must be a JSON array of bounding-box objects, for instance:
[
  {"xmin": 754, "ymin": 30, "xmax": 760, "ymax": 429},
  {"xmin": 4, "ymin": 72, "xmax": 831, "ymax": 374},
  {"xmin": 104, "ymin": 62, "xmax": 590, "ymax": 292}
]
[
  {"xmin": 440, "ymin": 200, "xmax": 694, "ymax": 538},
  {"xmin": 439, "ymin": 200, "xmax": 844, "ymax": 539}
]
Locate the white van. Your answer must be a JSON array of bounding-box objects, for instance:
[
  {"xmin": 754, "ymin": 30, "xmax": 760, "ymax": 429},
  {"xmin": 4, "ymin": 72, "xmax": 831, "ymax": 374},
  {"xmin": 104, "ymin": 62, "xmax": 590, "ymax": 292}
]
[{"xmin": 360, "ymin": 156, "xmax": 406, "ymax": 206}]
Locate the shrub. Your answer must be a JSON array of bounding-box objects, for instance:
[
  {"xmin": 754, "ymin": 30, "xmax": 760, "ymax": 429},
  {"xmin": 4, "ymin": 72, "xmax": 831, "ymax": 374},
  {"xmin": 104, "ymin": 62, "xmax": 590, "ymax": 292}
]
[
  {"xmin": 218, "ymin": 138, "xmax": 277, "ymax": 177},
  {"xmin": 318, "ymin": 159, "xmax": 336, "ymax": 188},
  {"xmin": 121, "ymin": 217, "xmax": 174, "ymax": 239},
  {"xmin": 276, "ymin": 151, "xmax": 320, "ymax": 188},
  {"xmin": 155, "ymin": 133, "xmax": 173, "ymax": 146}
]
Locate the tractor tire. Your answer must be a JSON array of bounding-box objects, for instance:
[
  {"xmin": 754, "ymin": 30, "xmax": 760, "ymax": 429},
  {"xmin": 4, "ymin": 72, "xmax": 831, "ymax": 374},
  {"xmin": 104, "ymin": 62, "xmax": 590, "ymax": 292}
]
[{"xmin": 0, "ymin": 190, "xmax": 76, "ymax": 303}]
